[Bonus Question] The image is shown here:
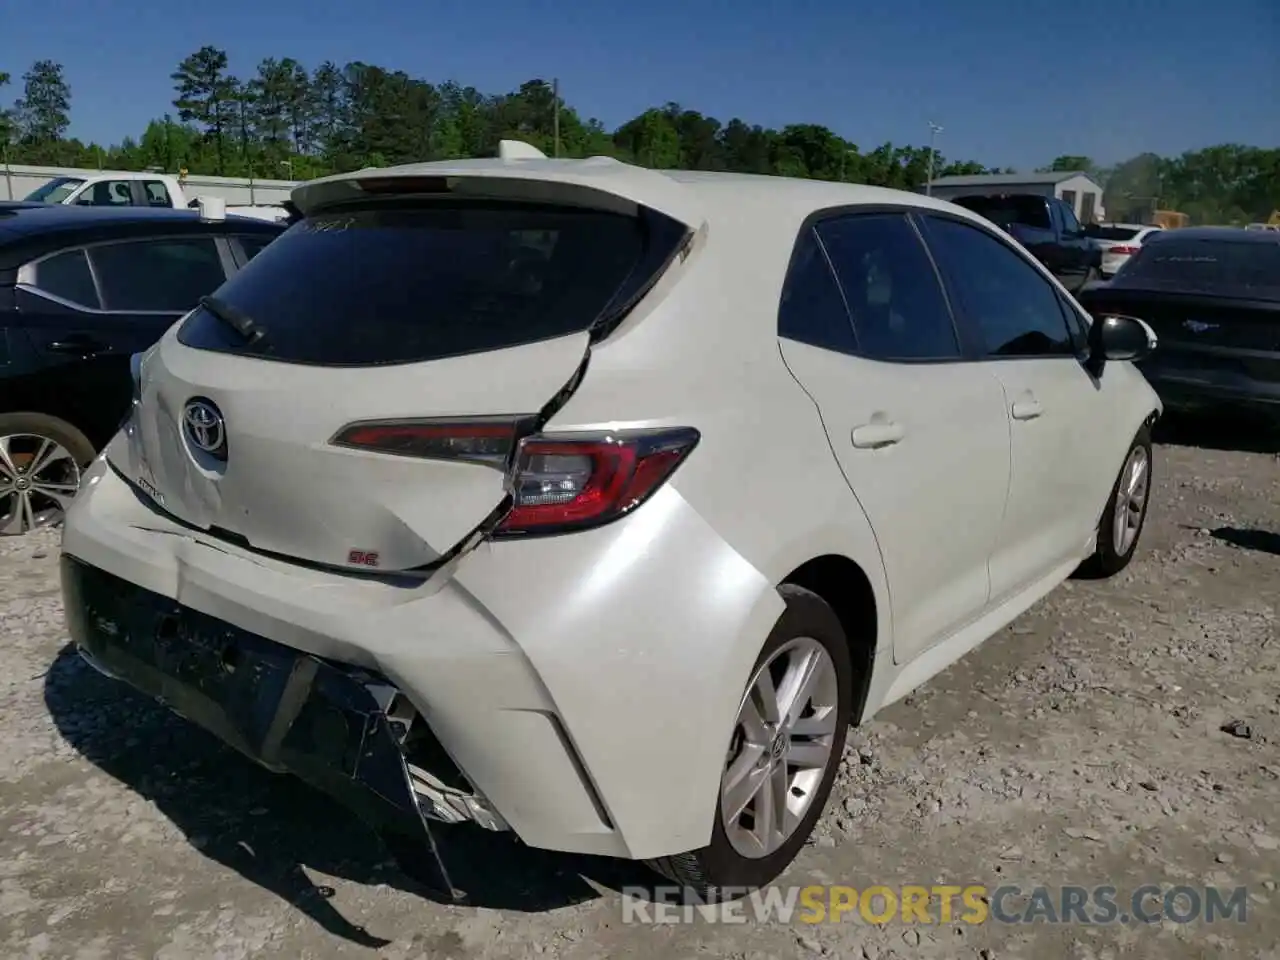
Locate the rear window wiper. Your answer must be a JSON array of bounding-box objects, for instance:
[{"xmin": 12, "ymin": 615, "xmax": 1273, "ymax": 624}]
[{"xmin": 199, "ymin": 295, "xmax": 268, "ymax": 346}]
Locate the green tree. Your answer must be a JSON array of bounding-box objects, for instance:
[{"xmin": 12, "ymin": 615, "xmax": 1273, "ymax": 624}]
[
  {"xmin": 14, "ymin": 60, "xmax": 71, "ymax": 156},
  {"xmin": 0, "ymin": 71, "xmax": 13, "ymax": 151},
  {"xmin": 171, "ymin": 46, "xmax": 237, "ymax": 174}
]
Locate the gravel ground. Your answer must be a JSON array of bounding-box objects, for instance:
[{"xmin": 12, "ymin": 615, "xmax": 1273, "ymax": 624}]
[{"xmin": 1, "ymin": 428, "xmax": 1278, "ymax": 960}]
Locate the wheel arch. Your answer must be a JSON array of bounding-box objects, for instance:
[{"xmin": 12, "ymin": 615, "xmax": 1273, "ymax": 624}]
[{"xmin": 779, "ymin": 553, "xmax": 879, "ymax": 724}]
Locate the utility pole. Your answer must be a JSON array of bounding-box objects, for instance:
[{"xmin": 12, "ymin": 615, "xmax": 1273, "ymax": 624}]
[
  {"xmin": 925, "ymin": 121, "xmax": 943, "ymax": 196},
  {"xmin": 552, "ymin": 78, "xmax": 560, "ymax": 158}
]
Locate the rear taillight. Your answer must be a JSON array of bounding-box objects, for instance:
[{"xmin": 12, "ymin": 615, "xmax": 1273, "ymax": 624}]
[
  {"xmin": 497, "ymin": 427, "xmax": 700, "ymax": 536},
  {"xmin": 1107, "ymin": 245, "xmax": 1140, "ymax": 255},
  {"xmin": 330, "ymin": 419, "xmax": 699, "ymax": 536},
  {"xmin": 331, "ymin": 417, "xmax": 534, "ymax": 467}
]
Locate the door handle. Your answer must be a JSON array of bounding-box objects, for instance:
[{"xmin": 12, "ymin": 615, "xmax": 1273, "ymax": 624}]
[
  {"xmin": 851, "ymin": 421, "xmax": 905, "ymax": 449},
  {"xmin": 47, "ymin": 336, "xmax": 108, "ymax": 355},
  {"xmin": 1011, "ymin": 398, "xmax": 1044, "ymax": 421}
]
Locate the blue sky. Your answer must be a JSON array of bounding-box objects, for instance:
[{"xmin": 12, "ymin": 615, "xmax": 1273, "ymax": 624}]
[{"xmin": 2, "ymin": 0, "xmax": 1276, "ymax": 171}]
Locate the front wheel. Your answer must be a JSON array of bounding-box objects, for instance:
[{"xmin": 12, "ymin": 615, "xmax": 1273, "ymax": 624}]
[
  {"xmin": 646, "ymin": 585, "xmax": 852, "ymax": 898},
  {"xmin": 1082, "ymin": 427, "xmax": 1153, "ymax": 577}
]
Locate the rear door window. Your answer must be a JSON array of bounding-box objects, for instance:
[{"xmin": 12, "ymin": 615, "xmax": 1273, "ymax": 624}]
[
  {"xmin": 88, "ymin": 238, "xmax": 228, "ymax": 311},
  {"xmin": 178, "ymin": 201, "xmax": 679, "ymax": 366},
  {"xmin": 777, "ymin": 228, "xmax": 857, "ymax": 354},
  {"xmin": 816, "ymin": 213, "xmax": 960, "ymax": 361},
  {"xmin": 143, "ymin": 181, "xmax": 173, "ymax": 207},
  {"xmin": 31, "ymin": 249, "xmax": 101, "ymax": 309}
]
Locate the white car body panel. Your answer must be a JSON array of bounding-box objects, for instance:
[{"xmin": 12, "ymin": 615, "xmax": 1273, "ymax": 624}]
[
  {"xmin": 778, "ymin": 342, "xmax": 1011, "ymax": 662},
  {"xmin": 61, "ymin": 154, "xmax": 1163, "ymax": 863}
]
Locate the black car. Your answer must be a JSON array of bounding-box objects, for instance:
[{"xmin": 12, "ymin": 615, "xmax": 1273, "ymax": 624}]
[
  {"xmin": 1078, "ymin": 227, "xmax": 1280, "ymax": 420},
  {"xmin": 0, "ymin": 205, "xmax": 284, "ymax": 534}
]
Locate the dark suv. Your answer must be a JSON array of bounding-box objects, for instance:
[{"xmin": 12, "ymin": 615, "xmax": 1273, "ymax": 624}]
[{"xmin": 0, "ymin": 205, "xmax": 284, "ymax": 534}]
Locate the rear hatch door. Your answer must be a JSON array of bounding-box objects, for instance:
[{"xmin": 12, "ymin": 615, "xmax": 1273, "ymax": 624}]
[{"xmin": 117, "ymin": 174, "xmax": 695, "ymax": 571}]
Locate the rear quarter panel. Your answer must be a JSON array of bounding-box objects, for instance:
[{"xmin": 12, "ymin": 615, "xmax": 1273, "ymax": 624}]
[{"xmin": 520, "ymin": 209, "xmax": 891, "ymax": 851}]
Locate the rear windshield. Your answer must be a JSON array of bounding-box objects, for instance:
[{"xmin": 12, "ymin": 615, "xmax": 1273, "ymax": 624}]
[
  {"xmin": 954, "ymin": 196, "xmax": 1050, "ymax": 230},
  {"xmin": 1085, "ymin": 225, "xmax": 1142, "ymax": 241},
  {"xmin": 177, "ymin": 201, "xmax": 668, "ymax": 366},
  {"xmin": 1117, "ymin": 238, "xmax": 1280, "ymax": 299}
]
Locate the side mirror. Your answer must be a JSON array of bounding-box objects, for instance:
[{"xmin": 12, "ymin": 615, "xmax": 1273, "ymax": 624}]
[{"xmin": 1087, "ymin": 314, "xmax": 1157, "ymax": 373}]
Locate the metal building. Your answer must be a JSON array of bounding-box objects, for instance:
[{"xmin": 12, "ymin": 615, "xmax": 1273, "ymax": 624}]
[{"xmin": 926, "ymin": 171, "xmax": 1106, "ymax": 223}]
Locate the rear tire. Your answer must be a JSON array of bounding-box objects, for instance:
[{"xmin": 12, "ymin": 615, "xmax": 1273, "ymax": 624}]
[
  {"xmin": 646, "ymin": 584, "xmax": 852, "ymax": 899},
  {"xmin": 1081, "ymin": 426, "xmax": 1153, "ymax": 577},
  {"xmin": 0, "ymin": 412, "xmax": 96, "ymax": 536}
]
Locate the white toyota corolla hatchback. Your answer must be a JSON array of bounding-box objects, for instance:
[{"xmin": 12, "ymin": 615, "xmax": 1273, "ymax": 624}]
[{"xmin": 59, "ymin": 142, "xmax": 1161, "ymax": 897}]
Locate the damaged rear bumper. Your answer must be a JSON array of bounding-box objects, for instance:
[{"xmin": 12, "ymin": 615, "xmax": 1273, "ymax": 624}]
[{"xmin": 61, "ymin": 555, "xmax": 506, "ymax": 894}]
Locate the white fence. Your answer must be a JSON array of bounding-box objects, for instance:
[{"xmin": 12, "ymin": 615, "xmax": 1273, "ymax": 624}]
[{"xmin": 1, "ymin": 163, "xmax": 299, "ymax": 205}]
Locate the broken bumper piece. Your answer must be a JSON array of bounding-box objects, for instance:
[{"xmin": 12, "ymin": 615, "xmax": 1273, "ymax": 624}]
[{"xmin": 60, "ymin": 555, "xmax": 507, "ymax": 900}]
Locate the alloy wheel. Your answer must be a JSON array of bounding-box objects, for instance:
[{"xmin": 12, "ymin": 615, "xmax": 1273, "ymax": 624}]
[
  {"xmin": 1112, "ymin": 445, "xmax": 1150, "ymax": 556},
  {"xmin": 721, "ymin": 636, "xmax": 840, "ymax": 858},
  {"xmin": 0, "ymin": 433, "xmax": 83, "ymax": 535}
]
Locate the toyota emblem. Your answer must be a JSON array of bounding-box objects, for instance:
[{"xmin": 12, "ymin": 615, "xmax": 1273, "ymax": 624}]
[{"xmin": 183, "ymin": 398, "xmax": 227, "ymax": 459}]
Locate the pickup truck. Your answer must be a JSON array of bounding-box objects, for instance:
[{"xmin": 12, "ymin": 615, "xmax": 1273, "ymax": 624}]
[
  {"xmin": 21, "ymin": 172, "xmax": 290, "ymax": 223},
  {"xmin": 951, "ymin": 193, "xmax": 1102, "ymax": 293}
]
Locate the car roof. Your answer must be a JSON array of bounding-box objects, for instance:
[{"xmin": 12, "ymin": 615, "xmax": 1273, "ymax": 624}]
[
  {"xmin": 0, "ymin": 204, "xmax": 283, "ymax": 240},
  {"xmin": 291, "ymin": 156, "xmax": 984, "ymax": 231},
  {"xmin": 0, "ymin": 205, "xmax": 285, "ymax": 274},
  {"xmin": 1146, "ymin": 226, "xmax": 1280, "ymax": 244}
]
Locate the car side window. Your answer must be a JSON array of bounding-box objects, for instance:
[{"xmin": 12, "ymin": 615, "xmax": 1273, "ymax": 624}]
[
  {"xmin": 75, "ymin": 180, "xmax": 135, "ymax": 207},
  {"xmin": 1046, "ymin": 200, "xmax": 1063, "ymax": 234},
  {"xmin": 923, "ymin": 216, "xmax": 1076, "ymax": 358},
  {"xmin": 777, "ymin": 227, "xmax": 857, "ymax": 354},
  {"xmin": 31, "ymin": 249, "xmax": 101, "ymax": 309},
  {"xmin": 237, "ymin": 235, "xmax": 274, "ymax": 263},
  {"xmin": 1059, "ymin": 201, "xmax": 1082, "ymax": 236},
  {"xmin": 1056, "ymin": 292, "xmax": 1090, "ymax": 353},
  {"xmin": 816, "ymin": 213, "xmax": 960, "ymax": 361},
  {"xmin": 143, "ymin": 181, "xmax": 172, "ymax": 208},
  {"xmin": 87, "ymin": 238, "xmax": 228, "ymax": 312}
]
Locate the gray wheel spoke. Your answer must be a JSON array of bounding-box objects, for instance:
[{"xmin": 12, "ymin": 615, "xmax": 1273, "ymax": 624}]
[
  {"xmin": 722, "ymin": 759, "xmax": 768, "ymax": 824},
  {"xmin": 752, "ymin": 665, "xmax": 781, "ymax": 725},
  {"xmin": 779, "ymin": 649, "xmax": 821, "ymax": 730},
  {"xmin": 790, "ymin": 707, "xmax": 838, "ymax": 739},
  {"xmin": 30, "ymin": 439, "xmax": 73, "ymax": 479},
  {"xmin": 5, "ymin": 492, "xmax": 36, "ymax": 535},
  {"xmin": 0, "ymin": 437, "xmax": 18, "ymax": 481},
  {"xmin": 786, "ymin": 739, "xmax": 830, "ymax": 768},
  {"xmin": 738, "ymin": 690, "xmax": 770, "ymax": 743},
  {"xmin": 1127, "ymin": 456, "xmax": 1147, "ymax": 496},
  {"xmin": 750, "ymin": 765, "xmax": 779, "ymax": 851},
  {"xmin": 32, "ymin": 482, "xmax": 78, "ymax": 511}
]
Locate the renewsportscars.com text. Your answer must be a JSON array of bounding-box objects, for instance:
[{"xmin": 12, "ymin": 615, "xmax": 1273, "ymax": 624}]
[{"xmin": 621, "ymin": 884, "xmax": 1249, "ymax": 926}]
